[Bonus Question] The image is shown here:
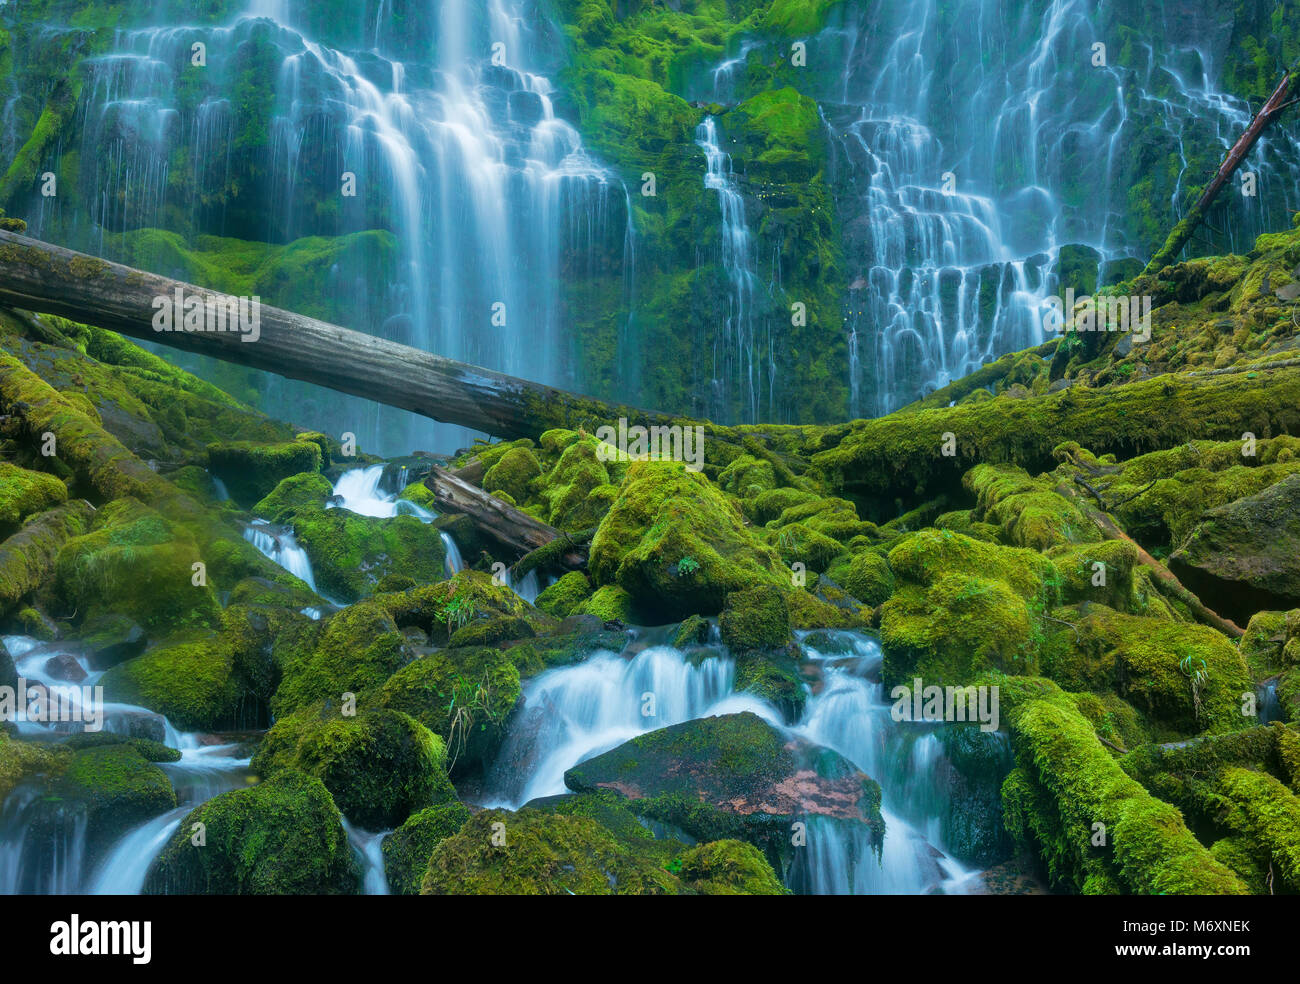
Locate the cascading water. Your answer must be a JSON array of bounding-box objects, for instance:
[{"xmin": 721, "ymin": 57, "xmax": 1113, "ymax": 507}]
[
  {"xmin": 695, "ymin": 116, "xmax": 767, "ymax": 424},
  {"xmin": 326, "ymin": 464, "xmax": 463, "ymax": 575},
  {"xmin": 0, "ymin": 635, "xmax": 253, "ymax": 895},
  {"xmin": 691, "ymin": 0, "xmax": 1300, "ymax": 417},
  {"xmin": 481, "ymin": 628, "xmax": 979, "ymax": 894},
  {"xmin": 243, "ymin": 519, "xmax": 319, "ymax": 592},
  {"xmin": 790, "ymin": 631, "xmax": 978, "ymax": 893},
  {"xmin": 484, "ymin": 643, "xmax": 779, "ymax": 809},
  {"xmin": 25, "ymin": 0, "xmax": 624, "ymax": 455}
]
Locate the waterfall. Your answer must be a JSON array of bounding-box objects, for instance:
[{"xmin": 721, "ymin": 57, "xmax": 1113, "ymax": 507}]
[
  {"xmin": 484, "ymin": 643, "xmax": 778, "ymax": 808},
  {"xmin": 243, "ymin": 519, "xmax": 319, "ymax": 592},
  {"xmin": 480, "ymin": 629, "xmax": 978, "ymax": 893},
  {"xmin": 326, "ymin": 465, "xmax": 463, "ymax": 577},
  {"xmin": 792, "ymin": 631, "xmax": 979, "ymax": 893},
  {"xmin": 0, "ymin": 635, "xmax": 253, "ymax": 894},
  {"xmin": 26, "ymin": 0, "xmax": 625, "ymax": 456},
  {"xmin": 696, "ymin": 116, "xmax": 765, "ymax": 423},
  {"xmin": 342, "ymin": 822, "xmax": 392, "ymax": 895}
]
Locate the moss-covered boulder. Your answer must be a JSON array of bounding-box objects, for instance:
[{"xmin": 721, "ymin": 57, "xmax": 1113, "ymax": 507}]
[
  {"xmin": 145, "ymin": 773, "xmax": 360, "ymax": 894},
  {"xmin": 52, "ymin": 499, "xmax": 221, "ymax": 632},
  {"xmin": 374, "ymin": 645, "xmax": 521, "ymax": 775},
  {"xmin": 100, "ymin": 629, "xmax": 253, "ymax": 732},
  {"xmin": 52, "ymin": 743, "xmax": 177, "ymax": 863},
  {"xmin": 719, "ymin": 585, "xmax": 791, "ymax": 651},
  {"xmin": 420, "ymin": 803, "xmax": 785, "ymax": 895},
  {"xmin": 0, "ymin": 731, "xmax": 63, "ymax": 803},
  {"xmin": 0, "ymin": 463, "xmax": 66, "ymax": 538},
  {"xmin": 537, "ymin": 438, "xmax": 614, "ymax": 530},
  {"xmin": 290, "ymin": 506, "xmax": 447, "ymax": 604},
  {"xmin": 379, "ymin": 570, "xmax": 556, "ymax": 645},
  {"xmin": 839, "ymin": 550, "xmax": 895, "ymax": 607},
  {"xmin": 270, "ymin": 599, "xmax": 410, "ymax": 717},
  {"xmin": 483, "ymin": 445, "xmax": 543, "ymax": 503},
  {"xmin": 206, "ymin": 439, "xmax": 323, "ymax": 507},
  {"xmin": 534, "ymin": 570, "xmax": 592, "ymax": 618},
  {"xmin": 573, "ymin": 583, "xmax": 639, "ymax": 623},
  {"xmin": 589, "ymin": 461, "xmax": 788, "ymax": 620},
  {"xmin": 381, "ymin": 802, "xmax": 471, "ymax": 895},
  {"xmin": 1170, "ymin": 473, "xmax": 1300, "ymax": 624},
  {"xmin": 1042, "ymin": 609, "xmax": 1253, "ymax": 735},
  {"xmin": 564, "ymin": 712, "xmax": 883, "ymax": 874},
  {"xmin": 964, "ymin": 463, "xmax": 1095, "ymax": 550},
  {"xmin": 252, "ymin": 706, "xmax": 454, "ymax": 829}
]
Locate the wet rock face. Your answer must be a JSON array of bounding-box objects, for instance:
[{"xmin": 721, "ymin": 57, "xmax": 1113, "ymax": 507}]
[
  {"xmin": 42, "ymin": 652, "xmax": 86, "ymax": 683},
  {"xmin": 563, "ymin": 711, "xmax": 884, "ymax": 871},
  {"xmin": 1171, "ymin": 473, "xmax": 1300, "ymax": 624}
]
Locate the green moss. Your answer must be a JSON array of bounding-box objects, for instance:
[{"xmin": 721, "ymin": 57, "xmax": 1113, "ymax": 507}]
[
  {"xmin": 1215, "ymin": 767, "xmax": 1300, "ymax": 891},
  {"xmin": 1003, "ymin": 697, "xmax": 1247, "ymax": 894},
  {"xmin": 145, "ymin": 773, "xmax": 360, "ymax": 895},
  {"xmin": 719, "ymin": 585, "xmax": 791, "ymax": 650},
  {"xmin": 675, "ymin": 839, "xmax": 788, "ymax": 895},
  {"xmin": 0, "ymin": 732, "xmax": 65, "ymax": 804},
  {"xmin": 207, "ymin": 440, "xmax": 322, "ymax": 507},
  {"xmin": 100, "ymin": 629, "xmax": 247, "ymax": 732},
  {"xmin": 251, "ymin": 472, "xmax": 334, "ymax": 520},
  {"xmin": 964, "ymin": 463, "xmax": 1096, "ymax": 550},
  {"xmin": 482, "ymin": 445, "xmax": 543, "ymax": 503},
  {"xmin": 575, "ymin": 583, "xmax": 640, "ymax": 623},
  {"xmin": 374, "ymin": 646, "xmax": 521, "ymax": 775},
  {"xmin": 252, "ymin": 705, "xmax": 453, "ymax": 829},
  {"xmin": 282, "ymin": 503, "xmax": 447, "ymax": 604},
  {"xmin": 534, "ymin": 571, "xmax": 592, "ymax": 619},
  {"xmin": 382, "ymin": 802, "xmax": 471, "ymax": 895},
  {"xmin": 0, "ymin": 501, "xmax": 94, "ymax": 614},
  {"xmin": 271, "ymin": 599, "xmax": 410, "ymax": 717},
  {"xmin": 0, "ymin": 463, "xmax": 67, "ymax": 537},
  {"xmin": 422, "ymin": 807, "xmax": 682, "ymax": 895},
  {"xmin": 880, "ymin": 576, "xmax": 1038, "ymax": 687},
  {"xmin": 840, "ymin": 550, "xmax": 895, "ymax": 607},
  {"xmin": 52, "ymin": 743, "xmax": 175, "ymax": 861},
  {"xmin": 1043, "ymin": 609, "xmax": 1253, "ymax": 735},
  {"xmin": 589, "ymin": 460, "xmax": 788, "ymax": 620},
  {"xmin": 53, "ymin": 501, "xmax": 222, "ymax": 632},
  {"xmin": 768, "ymin": 521, "xmax": 845, "ymax": 571}
]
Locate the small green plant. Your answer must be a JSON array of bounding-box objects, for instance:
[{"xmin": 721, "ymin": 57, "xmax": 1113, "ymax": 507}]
[
  {"xmin": 677, "ymin": 555, "xmax": 700, "ymax": 576},
  {"xmin": 664, "ymin": 857, "xmax": 683, "ymax": 875},
  {"xmin": 436, "ymin": 591, "xmax": 477, "ymax": 631}
]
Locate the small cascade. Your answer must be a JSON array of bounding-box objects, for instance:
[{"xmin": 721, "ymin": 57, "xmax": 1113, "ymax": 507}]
[
  {"xmin": 695, "ymin": 116, "xmax": 766, "ymax": 424},
  {"xmin": 793, "ymin": 630, "xmax": 979, "ymax": 893},
  {"xmin": 243, "ymin": 519, "xmax": 319, "ymax": 592},
  {"xmin": 484, "ymin": 642, "xmax": 777, "ymax": 808},
  {"xmin": 327, "ymin": 465, "xmax": 463, "ymax": 577},
  {"xmin": 0, "ymin": 632, "xmax": 254, "ymax": 894},
  {"xmin": 482, "ymin": 628, "xmax": 980, "ymax": 894},
  {"xmin": 343, "ymin": 822, "xmax": 392, "ymax": 895},
  {"xmin": 505, "ymin": 569, "xmax": 541, "ymax": 605}
]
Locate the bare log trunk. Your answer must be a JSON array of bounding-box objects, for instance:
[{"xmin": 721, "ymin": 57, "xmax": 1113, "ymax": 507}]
[
  {"xmin": 0, "ymin": 230, "xmax": 689, "ymax": 442},
  {"xmin": 1143, "ymin": 65, "xmax": 1298, "ymax": 275}
]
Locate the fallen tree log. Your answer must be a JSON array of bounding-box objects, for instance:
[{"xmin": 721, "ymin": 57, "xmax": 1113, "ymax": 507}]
[
  {"xmin": 0, "ymin": 229, "xmax": 689, "ymax": 442},
  {"xmin": 1143, "ymin": 64, "xmax": 1298, "ymax": 275},
  {"xmin": 425, "ymin": 465, "xmax": 562, "ymax": 560}
]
